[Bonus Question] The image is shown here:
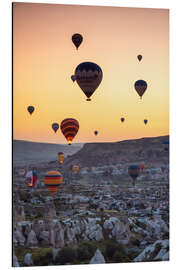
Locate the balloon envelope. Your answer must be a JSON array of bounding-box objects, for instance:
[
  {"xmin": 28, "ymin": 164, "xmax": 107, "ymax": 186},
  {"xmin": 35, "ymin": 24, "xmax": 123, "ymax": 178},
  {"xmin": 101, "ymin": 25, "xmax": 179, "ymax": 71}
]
[
  {"xmin": 163, "ymin": 140, "xmax": 169, "ymax": 151},
  {"xmin": 137, "ymin": 55, "xmax": 142, "ymax": 61},
  {"xmin": 139, "ymin": 162, "xmax": 145, "ymax": 171},
  {"xmin": 72, "ymin": 165, "xmax": 79, "ymax": 173},
  {"xmin": 52, "ymin": 123, "xmax": 59, "ymax": 133},
  {"xmin": 44, "ymin": 171, "xmax": 63, "ymax": 196},
  {"xmin": 25, "ymin": 170, "xmax": 37, "ymax": 188},
  {"xmin": 58, "ymin": 152, "xmax": 64, "ymax": 164},
  {"xmin": 134, "ymin": 80, "xmax": 147, "ymax": 99},
  {"xmin": 144, "ymin": 119, "xmax": 148, "ymax": 125},
  {"xmin": 60, "ymin": 118, "xmax": 79, "ymax": 145},
  {"xmin": 71, "ymin": 75, "xmax": 76, "ymax": 82},
  {"xmin": 72, "ymin": 33, "xmax": 83, "ymax": 49},
  {"xmin": 94, "ymin": 130, "xmax": 98, "ymax": 136},
  {"xmin": 27, "ymin": 106, "xmax": 34, "ymax": 115},
  {"xmin": 128, "ymin": 165, "xmax": 140, "ymax": 181},
  {"xmin": 75, "ymin": 62, "xmax": 103, "ymax": 101},
  {"xmin": 121, "ymin": 117, "xmax": 125, "ymax": 123}
]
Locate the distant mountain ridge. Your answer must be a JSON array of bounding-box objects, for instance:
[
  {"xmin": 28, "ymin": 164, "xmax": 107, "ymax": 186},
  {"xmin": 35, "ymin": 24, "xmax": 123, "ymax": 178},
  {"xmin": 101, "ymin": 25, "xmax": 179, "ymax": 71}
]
[
  {"xmin": 63, "ymin": 135, "xmax": 169, "ymax": 168},
  {"xmin": 13, "ymin": 140, "xmax": 84, "ymax": 165}
]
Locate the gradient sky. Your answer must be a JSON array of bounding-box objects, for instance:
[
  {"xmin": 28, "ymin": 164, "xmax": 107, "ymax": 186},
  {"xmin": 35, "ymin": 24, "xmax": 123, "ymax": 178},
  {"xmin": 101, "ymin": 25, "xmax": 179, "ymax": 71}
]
[{"xmin": 13, "ymin": 3, "xmax": 169, "ymax": 144}]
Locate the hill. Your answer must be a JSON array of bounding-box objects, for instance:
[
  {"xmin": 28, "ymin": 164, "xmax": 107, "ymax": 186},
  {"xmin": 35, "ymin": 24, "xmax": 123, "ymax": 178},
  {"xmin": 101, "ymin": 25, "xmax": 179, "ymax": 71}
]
[
  {"xmin": 63, "ymin": 135, "xmax": 169, "ymax": 168},
  {"xmin": 13, "ymin": 140, "xmax": 83, "ymax": 165}
]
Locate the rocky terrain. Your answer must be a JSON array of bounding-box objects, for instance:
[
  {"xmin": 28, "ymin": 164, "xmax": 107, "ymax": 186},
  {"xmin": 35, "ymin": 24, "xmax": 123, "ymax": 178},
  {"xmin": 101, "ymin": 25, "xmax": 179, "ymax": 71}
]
[{"xmin": 12, "ymin": 135, "xmax": 169, "ymax": 266}]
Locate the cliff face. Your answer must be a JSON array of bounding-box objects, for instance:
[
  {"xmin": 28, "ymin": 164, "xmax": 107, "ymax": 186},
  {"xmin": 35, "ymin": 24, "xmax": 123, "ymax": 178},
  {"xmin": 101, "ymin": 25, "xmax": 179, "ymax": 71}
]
[{"xmin": 63, "ymin": 136, "xmax": 169, "ymax": 168}]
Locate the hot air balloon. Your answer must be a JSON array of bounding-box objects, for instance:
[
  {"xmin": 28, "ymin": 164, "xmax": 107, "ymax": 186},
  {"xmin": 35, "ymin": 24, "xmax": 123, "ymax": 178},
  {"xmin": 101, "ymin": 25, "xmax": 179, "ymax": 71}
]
[
  {"xmin": 72, "ymin": 165, "xmax": 79, "ymax": 174},
  {"xmin": 75, "ymin": 62, "xmax": 103, "ymax": 101},
  {"xmin": 27, "ymin": 106, "xmax": 34, "ymax": 115},
  {"xmin": 60, "ymin": 118, "xmax": 79, "ymax": 145},
  {"xmin": 137, "ymin": 55, "xmax": 142, "ymax": 62},
  {"xmin": 72, "ymin": 33, "xmax": 83, "ymax": 50},
  {"xmin": 71, "ymin": 75, "xmax": 76, "ymax": 82},
  {"xmin": 144, "ymin": 119, "xmax": 148, "ymax": 125},
  {"xmin": 121, "ymin": 117, "xmax": 125, "ymax": 123},
  {"xmin": 94, "ymin": 130, "xmax": 98, "ymax": 136},
  {"xmin": 52, "ymin": 123, "xmax": 59, "ymax": 133},
  {"xmin": 134, "ymin": 80, "xmax": 147, "ymax": 99},
  {"xmin": 44, "ymin": 171, "xmax": 63, "ymax": 196},
  {"xmin": 128, "ymin": 165, "xmax": 140, "ymax": 186},
  {"xmin": 58, "ymin": 152, "xmax": 64, "ymax": 164},
  {"xmin": 163, "ymin": 140, "xmax": 169, "ymax": 151},
  {"xmin": 25, "ymin": 170, "xmax": 37, "ymax": 188},
  {"xmin": 139, "ymin": 162, "xmax": 145, "ymax": 171}
]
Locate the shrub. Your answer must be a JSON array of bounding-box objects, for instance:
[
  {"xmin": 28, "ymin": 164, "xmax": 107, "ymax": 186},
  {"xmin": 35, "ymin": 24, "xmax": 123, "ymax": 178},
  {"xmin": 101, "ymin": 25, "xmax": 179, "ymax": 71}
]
[
  {"xmin": 79, "ymin": 241, "xmax": 97, "ymax": 257},
  {"xmin": 77, "ymin": 246, "xmax": 90, "ymax": 261},
  {"xmin": 55, "ymin": 247, "xmax": 77, "ymax": 265},
  {"xmin": 112, "ymin": 250, "xmax": 131, "ymax": 263},
  {"xmin": 105, "ymin": 239, "xmax": 118, "ymax": 259},
  {"xmin": 32, "ymin": 247, "xmax": 53, "ymax": 266}
]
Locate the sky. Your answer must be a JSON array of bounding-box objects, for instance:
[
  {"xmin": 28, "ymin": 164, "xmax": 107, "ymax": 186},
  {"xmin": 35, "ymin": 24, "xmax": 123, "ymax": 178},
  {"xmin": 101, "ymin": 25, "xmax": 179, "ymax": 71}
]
[{"xmin": 13, "ymin": 2, "xmax": 169, "ymax": 144}]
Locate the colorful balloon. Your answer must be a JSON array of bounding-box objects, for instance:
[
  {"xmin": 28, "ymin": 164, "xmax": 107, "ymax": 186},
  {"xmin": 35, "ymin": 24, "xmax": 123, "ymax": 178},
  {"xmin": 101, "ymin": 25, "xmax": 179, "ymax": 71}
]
[
  {"xmin": 75, "ymin": 62, "xmax": 103, "ymax": 101},
  {"xmin": 134, "ymin": 80, "xmax": 147, "ymax": 99},
  {"xmin": 27, "ymin": 106, "xmax": 34, "ymax": 115},
  {"xmin": 163, "ymin": 140, "xmax": 169, "ymax": 151},
  {"xmin": 71, "ymin": 75, "xmax": 76, "ymax": 82},
  {"xmin": 60, "ymin": 118, "xmax": 79, "ymax": 145},
  {"xmin": 58, "ymin": 152, "xmax": 64, "ymax": 164},
  {"xmin": 144, "ymin": 119, "xmax": 148, "ymax": 125},
  {"xmin": 94, "ymin": 130, "xmax": 98, "ymax": 136},
  {"xmin": 121, "ymin": 117, "xmax": 125, "ymax": 123},
  {"xmin": 72, "ymin": 165, "xmax": 79, "ymax": 174},
  {"xmin": 44, "ymin": 171, "xmax": 63, "ymax": 196},
  {"xmin": 25, "ymin": 170, "xmax": 37, "ymax": 188},
  {"xmin": 72, "ymin": 33, "xmax": 83, "ymax": 50},
  {"xmin": 52, "ymin": 123, "xmax": 59, "ymax": 133},
  {"xmin": 139, "ymin": 162, "xmax": 145, "ymax": 171},
  {"xmin": 128, "ymin": 165, "xmax": 140, "ymax": 186},
  {"xmin": 137, "ymin": 55, "xmax": 142, "ymax": 61}
]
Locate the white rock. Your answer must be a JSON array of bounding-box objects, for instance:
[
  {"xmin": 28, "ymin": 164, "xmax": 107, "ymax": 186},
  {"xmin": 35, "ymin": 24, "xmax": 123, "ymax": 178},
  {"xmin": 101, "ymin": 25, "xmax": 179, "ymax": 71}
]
[
  {"xmin": 90, "ymin": 249, "xmax": 105, "ymax": 264},
  {"xmin": 26, "ymin": 230, "xmax": 38, "ymax": 247},
  {"xmin": 24, "ymin": 253, "xmax": 33, "ymax": 266},
  {"xmin": 13, "ymin": 253, "xmax": 20, "ymax": 267}
]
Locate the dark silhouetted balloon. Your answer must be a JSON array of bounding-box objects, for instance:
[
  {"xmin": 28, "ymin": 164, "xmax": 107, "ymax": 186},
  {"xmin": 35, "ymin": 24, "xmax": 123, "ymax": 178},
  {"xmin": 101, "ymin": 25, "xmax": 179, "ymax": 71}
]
[
  {"xmin": 121, "ymin": 117, "xmax": 125, "ymax": 123},
  {"xmin": 71, "ymin": 75, "xmax": 76, "ymax": 82},
  {"xmin": 128, "ymin": 165, "xmax": 140, "ymax": 186},
  {"xmin": 60, "ymin": 118, "xmax": 79, "ymax": 145},
  {"xmin": 72, "ymin": 33, "xmax": 83, "ymax": 50},
  {"xmin": 144, "ymin": 119, "xmax": 148, "ymax": 125},
  {"xmin": 134, "ymin": 80, "xmax": 147, "ymax": 99},
  {"xmin": 52, "ymin": 123, "xmax": 59, "ymax": 133},
  {"xmin": 27, "ymin": 106, "xmax": 35, "ymax": 115},
  {"xmin": 137, "ymin": 55, "xmax": 142, "ymax": 61},
  {"xmin": 94, "ymin": 130, "xmax": 98, "ymax": 136},
  {"xmin": 75, "ymin": 62, "xmax": 103, "ymax": 101},
  {"xmin": 163, "ymin": 140, "xmax": 169, "ymax": 152}
]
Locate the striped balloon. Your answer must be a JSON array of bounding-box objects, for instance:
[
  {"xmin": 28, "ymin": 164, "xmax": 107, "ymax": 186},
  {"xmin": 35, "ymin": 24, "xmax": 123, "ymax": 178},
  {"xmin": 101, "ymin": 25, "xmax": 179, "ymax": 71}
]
[
  {"xmin": 44, "ymin": 171, "xmax": 63, "ymax": 196},
  {"xmin": 60, "ymin": 118, "xmax": 79, "ymax": 145}
]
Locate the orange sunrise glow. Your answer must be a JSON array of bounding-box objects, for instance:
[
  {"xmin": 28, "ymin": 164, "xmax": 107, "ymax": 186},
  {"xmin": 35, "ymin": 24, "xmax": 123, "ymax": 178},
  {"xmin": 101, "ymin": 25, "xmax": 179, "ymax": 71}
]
[{"xmin": 13, "ymin": 3, "xmax": 169, "ymax": 144}]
